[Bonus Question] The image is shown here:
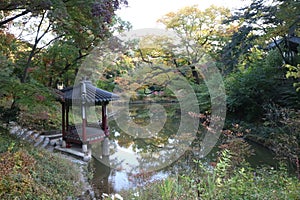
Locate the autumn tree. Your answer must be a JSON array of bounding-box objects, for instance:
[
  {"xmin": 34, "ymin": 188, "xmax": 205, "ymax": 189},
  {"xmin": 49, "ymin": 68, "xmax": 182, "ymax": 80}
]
[
  {"xmin": 0, "ymin": 0, "xmax": 129, "ymax": 83},
  {"xmin": 158, "ymin": 5, "xmax": 234, "ymax": 82},
  {"xmin": 0, "ymin": 0, "xmax": 129, "ymax": 127}
]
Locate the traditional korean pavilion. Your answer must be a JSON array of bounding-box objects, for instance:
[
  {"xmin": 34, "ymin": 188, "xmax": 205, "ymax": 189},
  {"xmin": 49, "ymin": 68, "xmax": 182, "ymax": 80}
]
[{"xmin": 57, "ymin": 79, "xmax": 119, "ymax": 154}]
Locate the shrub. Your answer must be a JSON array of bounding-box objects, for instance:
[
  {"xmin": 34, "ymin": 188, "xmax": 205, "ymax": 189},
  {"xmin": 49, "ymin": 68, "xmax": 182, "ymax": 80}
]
[
  {"xmin": 0, "ymin": 131, "xmax": 84, "ymax": 199},
  {"xmin": 121, "ymin": 149, "xmax": 300, "ymax": 200}
]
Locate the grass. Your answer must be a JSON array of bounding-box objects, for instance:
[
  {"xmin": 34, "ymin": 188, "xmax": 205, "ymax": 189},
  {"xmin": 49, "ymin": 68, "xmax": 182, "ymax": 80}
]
[{"xmin": 0, "ymin": 125, "xmax": 85, "ymax": 200}]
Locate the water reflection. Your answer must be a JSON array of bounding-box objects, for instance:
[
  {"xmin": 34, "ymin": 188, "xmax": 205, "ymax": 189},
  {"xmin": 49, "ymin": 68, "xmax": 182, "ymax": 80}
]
[
  {"xmin": 91, "ymin": 156, "xmax": 171, "ymax": 196},
  {"xmin": 90, "ymin": 103, "xmax": 277, "ymax": 196},
  {"xmin": 91, "ymin": 103, "xmax": 195, "ymax": 193}
]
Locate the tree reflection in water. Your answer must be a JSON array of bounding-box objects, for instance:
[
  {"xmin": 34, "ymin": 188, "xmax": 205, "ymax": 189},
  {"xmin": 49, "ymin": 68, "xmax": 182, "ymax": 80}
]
[{"xmin": 91, "ymin": 103, "xmax": 200, "ymax": 194}]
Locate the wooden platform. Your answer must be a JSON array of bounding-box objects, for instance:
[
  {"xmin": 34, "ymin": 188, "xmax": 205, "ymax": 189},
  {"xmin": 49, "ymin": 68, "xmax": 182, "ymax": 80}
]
[
  {"xmin": 65, "ymin": 125, "xmax": 106, "ymax": 144},
  {"xmin": 54, "ymin": 145, "xmax": 92, "ymax": 161}
]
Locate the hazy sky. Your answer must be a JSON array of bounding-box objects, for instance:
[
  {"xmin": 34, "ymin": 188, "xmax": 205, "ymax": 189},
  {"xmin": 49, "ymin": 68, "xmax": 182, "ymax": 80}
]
[{"xmin": 116, "ymin": 0, "xmax": 251, "ymax": 29}]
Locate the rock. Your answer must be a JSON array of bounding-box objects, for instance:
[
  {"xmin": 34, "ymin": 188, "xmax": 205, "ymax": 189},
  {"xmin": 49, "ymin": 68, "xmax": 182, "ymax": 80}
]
[
  {"xmin": 83, "ymin": 154, "xmax": 91, "ymax": 162},
  {"xmin": 8, "ymin": 121, "xmax": 17, "ymax": 127},
  {"xmin": 16, "ymin": 128, "xmax": 26, "ymax": 137},
  {"xmin": 50, "ymin": 138, "xmax": 61, "ymax": 146},
  {"xmin": 9, "ymin": 126, "xmax": 20, "ymax": 135},
  {"xmin": 41, "ymin": 137, "xmax": 50, "ymax": 148},
  {"xmin": 27, "ymin": 132, "xmax": 38, "ymax": 143},
  {"xmin": 34, "ymin": 135, "xmax": 45, "ymax": 147},
  {"xmin": 33, "ymin": 133, "xmax": 40, "ymax": 139},
  {"xmin": 21, "ymin": 130, "xmax": 34, "ymax": 140}
]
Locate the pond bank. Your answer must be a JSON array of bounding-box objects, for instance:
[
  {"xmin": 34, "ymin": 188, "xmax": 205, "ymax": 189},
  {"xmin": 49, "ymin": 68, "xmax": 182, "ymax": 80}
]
[{"xmin": 3, "ymin": 122, "xmax": 96, "ymax": 199}]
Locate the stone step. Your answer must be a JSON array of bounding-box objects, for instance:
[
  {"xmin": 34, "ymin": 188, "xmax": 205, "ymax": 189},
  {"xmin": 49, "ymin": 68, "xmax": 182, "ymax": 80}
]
[
  {"xmin": 9, "ymin": 125, "xmax": 22, "ymax": 135},
  {"xmin": 41, "ymin": 137, "xmax": 50, "ymax": 148},
  {"xmin": 34, "ymin": 135, "xmax": 45, "ymax": 147},
  {"xmin": 50, "ymin": 138, "xmax": 62, "ymax": 146},
  {"xmin": 54, "ymin": 146, "xmax": 91, "ymax": 162},
  {"xmin": 42, "ymin": 130, "xmax": 60, "ymax": 135},
  {"xmin": 32, "ymin": 133, "xmax": 40, "ymax": 140},
  {"xmin": 16, "ymin": 129, "xmax": 26, "ymax": 138},
  {"xmin": 27, "ymin": 133, "xmax": 41, "ymax": 143},
  {"xmin": 44, "ymin": 133, "xmax": 62, "ymax": 139},
  {"xmin": 7, "ymin": 124, "xmax": 91, "ymax": 162},
  {"xmin": 21, "ymin": 130, "xmax": 34, "ymax": 140},
  {"xmin": 8, "ymin": 125, "xmax": 59, "ymax": 149}
]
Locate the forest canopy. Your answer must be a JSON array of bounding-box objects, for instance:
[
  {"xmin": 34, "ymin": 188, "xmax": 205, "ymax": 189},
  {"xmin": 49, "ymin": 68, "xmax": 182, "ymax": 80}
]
[{"xmin": 0, "ymin": 0, "xmax": 299, "ymax": 144}]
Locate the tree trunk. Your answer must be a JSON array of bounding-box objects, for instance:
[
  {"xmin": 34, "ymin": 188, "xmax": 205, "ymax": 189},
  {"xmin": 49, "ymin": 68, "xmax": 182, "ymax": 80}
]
[{"xmin": 190, "ymin": 64, "xmax": 200, "ymax": 84}]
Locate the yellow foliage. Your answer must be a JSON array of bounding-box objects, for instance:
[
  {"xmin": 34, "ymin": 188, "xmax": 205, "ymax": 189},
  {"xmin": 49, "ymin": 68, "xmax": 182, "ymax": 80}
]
[{"xmin": 0, "ymin": 150, "xmax": 36, "ymax": 197}]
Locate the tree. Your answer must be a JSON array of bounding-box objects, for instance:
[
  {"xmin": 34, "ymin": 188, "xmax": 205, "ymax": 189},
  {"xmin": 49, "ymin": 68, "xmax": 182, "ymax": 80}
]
[
  {"xmin": 286, "ymin": 63, "xmax": 300, "ymax": 91},
  {"xmin": 223, "ymin": 0, "xmax": 300, "ymax": 120},
  {"xmin": 222, "ymin": 0, "xmax": 300, "ymax": 72},
  {"xmin": 0, "ymin": 0, "xmax": 130, "ymax": 127},
  {"xmin": 0, "ymin": 0, "xmax": 50, "ymax": 27},
  {"xmin": 158, "ymin": 5, "xmax": 234, "ymax": 81},
  {"xmin": 0, "ymin": 0, "xmax": 129, "ymax": 83}
]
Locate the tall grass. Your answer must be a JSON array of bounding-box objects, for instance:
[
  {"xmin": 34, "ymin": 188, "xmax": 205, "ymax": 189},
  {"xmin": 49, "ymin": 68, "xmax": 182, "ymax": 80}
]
[{"xmin": 119, "ymin": 150, "xmax": 300, "ymax": 200}]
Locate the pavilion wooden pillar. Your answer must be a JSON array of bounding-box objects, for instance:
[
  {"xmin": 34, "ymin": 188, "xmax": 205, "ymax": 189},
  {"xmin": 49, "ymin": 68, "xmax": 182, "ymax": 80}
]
[
  {"xmin": 66, "ymin": 104, "xmax": 69, "ymax": 131},
  {"xmin": 62, "ymin": 102, "xmax": 66, "ymax": 139},
  {"xmin": 81, "ymin": 81, "xmax": 87, "ymax": 153},
  {"xmin": 102, "ymin": 102, "xmax": 109, "ymax": 136}
]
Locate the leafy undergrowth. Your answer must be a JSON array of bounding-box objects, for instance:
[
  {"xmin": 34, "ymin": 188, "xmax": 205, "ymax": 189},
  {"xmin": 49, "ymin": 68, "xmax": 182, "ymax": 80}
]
[
  {"xmin": 119, "ymin": 150, "xmax": 300, "ymax": 200},
  {"xmin": 0, "ymin": 126, "xmax": 83, "ymax": 199}
]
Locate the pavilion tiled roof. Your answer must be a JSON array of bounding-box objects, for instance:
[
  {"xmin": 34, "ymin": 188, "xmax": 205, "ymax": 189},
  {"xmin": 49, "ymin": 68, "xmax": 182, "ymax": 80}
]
[
  {"xmin": 60, "ymin": 80, "xmax": 119, "ymax": 105},
  {"xmin": 267, "ymin": 36, "xmax": 300, "ymax": 50}
]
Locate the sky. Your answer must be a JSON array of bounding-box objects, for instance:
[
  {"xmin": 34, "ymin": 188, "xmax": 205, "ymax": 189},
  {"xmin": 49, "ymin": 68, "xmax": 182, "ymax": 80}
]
[
  {"xmin": 116, "ymin": 0, "xmax": 251, "ymax": 30},
  {"xmin": 10, "ymin": 0, "xmax": 251, "ymax": 46}
]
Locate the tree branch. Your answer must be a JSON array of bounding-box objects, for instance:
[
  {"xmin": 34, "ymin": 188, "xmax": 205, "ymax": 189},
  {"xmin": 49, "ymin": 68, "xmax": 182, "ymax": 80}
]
[
  {"xmin": 0, "ymin": 10, "xmax": 29, "ymax": 27},
  {"xmin": 58, "ymin": 51, "xmax": 89, "ymax": 78},
  {"xmin": 138, "ymin": 49, "xmax": 153, "ymax": 64},
  {"xmin": 34, "ymin": 35, "xmax": 64, "ymax": 55},
  {"xmin": 21, "ymin": 11, "xmax": 50, "ymax": 83}
]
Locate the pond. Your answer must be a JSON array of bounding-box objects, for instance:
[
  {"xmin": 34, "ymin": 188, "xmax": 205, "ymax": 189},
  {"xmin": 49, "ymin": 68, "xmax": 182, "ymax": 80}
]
[{"xmin": 89, "ymin": 103, "xmax": 277, "ymax": 196}]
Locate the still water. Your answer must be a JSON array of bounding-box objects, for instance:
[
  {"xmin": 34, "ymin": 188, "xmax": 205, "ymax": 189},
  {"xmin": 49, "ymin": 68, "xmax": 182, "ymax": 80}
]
[{"xmin": 89, "ymin": 103, "xmax": 276, "ymax": 195}]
